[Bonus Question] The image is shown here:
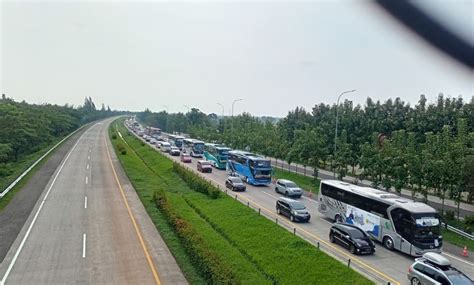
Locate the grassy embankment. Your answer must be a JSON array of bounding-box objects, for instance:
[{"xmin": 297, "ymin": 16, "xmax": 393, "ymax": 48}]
[{"xmin": 110, "ymin": 119, "xmax": 373, "ymax": 285}]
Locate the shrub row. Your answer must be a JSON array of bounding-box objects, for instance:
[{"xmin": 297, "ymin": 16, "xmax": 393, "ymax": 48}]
[
  {"xmin": 152, "ymin": 190, "xmax": 236, "ymax": 283},
  {"xmin": 172, "ymin": 162, "xmax": 221, "ymax": 199}
]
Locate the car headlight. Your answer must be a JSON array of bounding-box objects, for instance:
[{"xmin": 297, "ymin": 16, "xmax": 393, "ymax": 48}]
[{"xmin": 292, "ymin": 210, "xmax": 298, "ymax": 215}]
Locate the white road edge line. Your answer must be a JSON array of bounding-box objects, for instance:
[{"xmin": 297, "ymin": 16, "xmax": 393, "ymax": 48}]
[
  {"xmin": 443, "ymin": 252, "xmax": 474, "ymax": 266},
  {"xmin": 82, "ymin": 234, "xmax": 87, "ymax": 258},
  {"xmin": 84, "ymin": 196, "xmax": 88, "ymax": 209},
  {"xmin": 302, "ymin": 196, "xmax": 318, "ymax": 204},
  {"xmin": 85, "ymin": 176, "xmax": 88, "ymax": 185},
  {"xmin": 86, "ymin": 164, "xmax": 89, "ymax": 170},
  {"xmin": 262, "ymin": 191, "xmax": 279, "ymax": 200},
  {"xmin": 0, "ymin": 133, "xmax": 83, "ymax": 285}
]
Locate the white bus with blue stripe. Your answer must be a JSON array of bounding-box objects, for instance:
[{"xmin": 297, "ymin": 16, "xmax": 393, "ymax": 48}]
[{"xmin": 318, "ymin": 180, "xmax": 442, "ymax": 256}]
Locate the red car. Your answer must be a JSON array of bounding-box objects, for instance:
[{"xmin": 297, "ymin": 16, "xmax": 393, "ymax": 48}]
[
  {"xmin": 180, "ymin": 153, "xmax": 192, "ymax": 163},
  {"xmin": 197, "ymin": 160, "xmax": 212, "ymax": 173}
]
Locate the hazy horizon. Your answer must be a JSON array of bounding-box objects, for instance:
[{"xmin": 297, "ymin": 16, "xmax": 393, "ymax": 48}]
[{"xmin": 2, "ymin": 1, "xmax": 473, "ymax": 117}]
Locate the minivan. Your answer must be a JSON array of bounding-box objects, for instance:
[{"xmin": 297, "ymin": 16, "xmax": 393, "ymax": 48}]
[
  {"xmin": 276, "ymin": 197, "xmax": 310, "ymax": 222},
  {"xmin": 275, "ymin": 179, "xmax": 303, "ymax": 198}
]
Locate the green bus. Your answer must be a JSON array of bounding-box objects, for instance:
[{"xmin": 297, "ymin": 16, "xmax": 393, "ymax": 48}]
[{"xmin": 204, "ymin": 143, "xmax": 232, "ymax": 170}]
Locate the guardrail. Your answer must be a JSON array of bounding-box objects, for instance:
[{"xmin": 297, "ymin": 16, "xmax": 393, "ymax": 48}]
[
  {"xmin": 0, "ymin": 125, "xmax": 85, "ymax": 199},
  {"xmin": 443, "ymin": 223, "xmax": 474, "ymax": 240}
]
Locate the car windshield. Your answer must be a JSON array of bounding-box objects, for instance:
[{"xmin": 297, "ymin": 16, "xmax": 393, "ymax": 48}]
[
  {"xmin": 289, "ymin": 202, "xmax": 305, "ymax": 210},
  {"xmin": 346, "ymin": 228, "xmax": 366, "ymax": 239},
  {"xmin": 446, "ymin": 270, "xmax": 473, "ymax": 285},
  {"xmin": 230, "ymin": 177, "xmax": 243, "ymax": 183},
  {"xmin": 286, "ymin": 182, "xmax": 298, "ymax": 188}
]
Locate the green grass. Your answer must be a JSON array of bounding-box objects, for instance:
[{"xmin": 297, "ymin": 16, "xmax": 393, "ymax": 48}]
[
  {"xmin": 274, "ymin": 168, "xmax": 320, "ymax": 194},
  {"xmin": 442, "ymin": 228, "xmax": 474, "ymax": 250},
  {"xmin": 0, "ymin": 133, "xmax": 75, "ymax": 212},
  {"xmin": 110, "ymin": 119, "xmax": 373, "ymax": 285}
]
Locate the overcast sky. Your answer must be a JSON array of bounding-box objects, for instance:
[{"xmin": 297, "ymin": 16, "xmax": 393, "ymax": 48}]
[{"xmin": 1, "ymin": 1, "xmax": 473, "ymax": 117}]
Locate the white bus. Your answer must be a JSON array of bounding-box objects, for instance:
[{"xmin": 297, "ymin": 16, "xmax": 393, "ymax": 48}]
[{"xmin": 318, "ymin": 180, "xmax": 442, "ymax": 256}]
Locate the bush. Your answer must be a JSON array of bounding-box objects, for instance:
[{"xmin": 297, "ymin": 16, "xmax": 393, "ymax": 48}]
[
  {"xmin": 112, "ymin": 134, "xmax": 117, "ymax": 140},
  {"xmin": 173, "ymin": 162, "xmax": 221, "ymax": 199},
  {"xmin": 463, "ymin": 216, "xmax": 474, "ymax": 233},
  {"xmin": 121, "ymin": 149, "xmax": 127, "ymax": 155},
  {"xmin": 153, "ymin": 191, "xmax": 236, "ymax": 283}
]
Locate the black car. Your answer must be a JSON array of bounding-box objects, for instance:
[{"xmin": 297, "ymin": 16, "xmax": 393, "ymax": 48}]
[
  {"xmin": 276, "ymin": 197, "xmax": 310, "ymax": 222},
  {"xmin": 329, "ymin": 223, "xmax": 375, "ymax": 255},
  {"xmin": 225, "ymin": 176, "xmax": 246, "ymax": 191}
]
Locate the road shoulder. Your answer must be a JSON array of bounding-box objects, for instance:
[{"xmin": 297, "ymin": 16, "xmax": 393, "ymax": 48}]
[{"xmin": 104, "ymin": 121, "xmax": 188, "ymax": 285}]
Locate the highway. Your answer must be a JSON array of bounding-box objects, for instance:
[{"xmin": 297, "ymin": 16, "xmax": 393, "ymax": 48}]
[
  {"xmin": 130, "ymin": 125, "xmax": 474, "ymax": 285},
  {"xmin": 0, "ymin": 119, "xmax": 186, "ymax": 285}
]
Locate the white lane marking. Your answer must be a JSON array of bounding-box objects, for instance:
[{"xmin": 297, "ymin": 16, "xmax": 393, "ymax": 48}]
[
  {"xmin": 85, "ymin": 176, "xmax": 88, "ymax": 185},
  {"xmin": 319, "ymin": 217, "xmax": 333, "ymax": 225},
  {"xmin": 302, "ymin": 196, "xmax": 318, "ymax": 204},
  {"xmin": 1, "ymin": 133, "xmax": 83, "ymax": 284},
  {"xmin": 262, "ymin": 191, "xmax": 279, "ymax": 200},
  {"xmin": 87, "ymin": 155, "xmax": 90, "ymax": 160},
  {"xmin": 82, "ymin": 234, "xmax": 87, "ymax": 258},
  {"xmin": 86, "ymin": 164, "xmax": 89, "ymax": 170},
  {"xmin": 84, "ymin": 196, "xmax": 88, "ymax": 209},
  {"xmin": 443, "ymin": 252, "xmax": 474, "ymax": 266}
]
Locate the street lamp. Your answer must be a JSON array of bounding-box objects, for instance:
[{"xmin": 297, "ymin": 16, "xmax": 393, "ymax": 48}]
[
  {"xmin": 231, "ymin": 99, "xmax": 244, "ymax": 117},
  {"xmin": 162, "ymin": 105, "xmax": 169, "ymax": 112},
  {"xmin": 334, "ymin": 89, "xmax": 356, "ymax": 176},
  {"xmin": 183, "ymin": 104, "xmax": 190, "ymax": 112},
  {"xmin": 217, "ymin": 103, "xmax": 224, "ymax": 117}
]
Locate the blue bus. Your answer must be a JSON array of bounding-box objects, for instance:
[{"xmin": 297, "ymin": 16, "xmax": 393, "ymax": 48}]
[
  {"xmin": 227, "ymin": 150, "xmax": 272, "ymax": 186},
  {"xmin": 190, "ymin": 140, "xmax": 205, "ymax": 157},
  {"xmin": 204, "ymin": 144, "xmax": 232, "ymax": 170}
]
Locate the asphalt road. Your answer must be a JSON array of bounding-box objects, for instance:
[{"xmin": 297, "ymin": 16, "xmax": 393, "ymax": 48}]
[
  {"xmin": 133, "ymin": 128, "xmax": 474, "ymax": 285},
  {"xmin": 0, "ymin": 124, "xmax": 89, "ymax": 263},
  {"xmin": 0, "ymin": 119, "xmax": 186, "ymax": 285}
]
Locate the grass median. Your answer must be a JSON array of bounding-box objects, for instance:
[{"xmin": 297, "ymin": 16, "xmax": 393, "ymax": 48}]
[{"xmin": 110, "ymin": 119, "xmax": 373, "ymax": 284}]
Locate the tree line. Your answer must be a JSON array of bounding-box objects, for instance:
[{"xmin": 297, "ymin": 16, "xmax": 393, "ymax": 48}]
[
  {"xmin": 137, "ymin": 94, "xmax": 474, "ymax": 212},
  {"xmin": 0, "ymin": 95, "xmax": 121, "ymax": 179}
]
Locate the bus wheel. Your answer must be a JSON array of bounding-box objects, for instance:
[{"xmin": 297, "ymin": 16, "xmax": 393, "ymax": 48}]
[
  {"xmin": 383, "ymin": 236, "xmax": 394, "ymax": 251},
  {"xmin": 334, "ymin": 214, "xmax": 343, "ymax": 224}
]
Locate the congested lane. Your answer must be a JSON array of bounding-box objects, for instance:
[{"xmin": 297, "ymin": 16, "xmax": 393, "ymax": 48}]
[{"xmin": 127, "ymin": 124, "xmax": 474, "ymax": 285}]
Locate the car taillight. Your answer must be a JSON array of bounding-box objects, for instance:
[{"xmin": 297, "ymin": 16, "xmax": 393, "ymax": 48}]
[{"xmin": 408, "ymin": 266, "xmax": 412, "ymax": 273}]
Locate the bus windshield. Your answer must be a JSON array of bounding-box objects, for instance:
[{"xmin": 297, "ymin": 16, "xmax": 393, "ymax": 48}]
[
  {"xmin": 194, "ymin": 143, "xmax": 204, "ymax": 151},
  {"xmin": 218, "ymin": 149, "xmax": 229, "ymax": 156},
  {"xmin": 413, "ymin": 214, "xmax": 440, "ymax": 238}
]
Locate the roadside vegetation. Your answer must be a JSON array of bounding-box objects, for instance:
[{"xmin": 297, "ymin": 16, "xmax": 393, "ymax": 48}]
[
  {"xmin": 273, "ymin": 168, "xmax": 320, "ymax": 194},
  {"xmin": 110, "ymin": 119, "xmax": 373, "ymax": 284},
  {"xmin": 0, "ymin": 95, "xmax": 121, "ymax": 210},
  {"xmin": 138, "ymin": 95, "xmax": 474, "ymax": 215}
]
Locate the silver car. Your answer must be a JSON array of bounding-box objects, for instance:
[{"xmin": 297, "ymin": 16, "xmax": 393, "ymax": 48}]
[
  {"xmin": 407, "ymin": 252, "xmax": 473, "ymax": 285},
  {"xmin": 275, "ymin": 179, "xmax": 303, "ymax": 198}
]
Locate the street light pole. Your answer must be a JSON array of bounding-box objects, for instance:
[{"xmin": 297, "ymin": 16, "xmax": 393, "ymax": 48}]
[
  {"xmin": 231, "ymin": 99, "xmax": 244, "ymax": 148},
  {"xmin": 162, "ymin": 105, "xmax": 169, "ymax": 112},
  {"xmin": 334, "ymin": 89, "xmax": 356, "ymax": 177},
  {"xmin": 217, "ymin": 103, "xmax": 224, "ymax": 117},
  {"xmin": 183, "ymin": 104, "xmax": 190, "ymax": 113},
  {"xmin": 231, "ymin": 99, "xmax": 243, "ymax": 117}
]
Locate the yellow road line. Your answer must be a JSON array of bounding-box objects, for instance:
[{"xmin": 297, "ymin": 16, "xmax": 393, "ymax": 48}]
[{"xmin": 104, "ymin": 133, "xmax": 162, "ymax": 285}]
